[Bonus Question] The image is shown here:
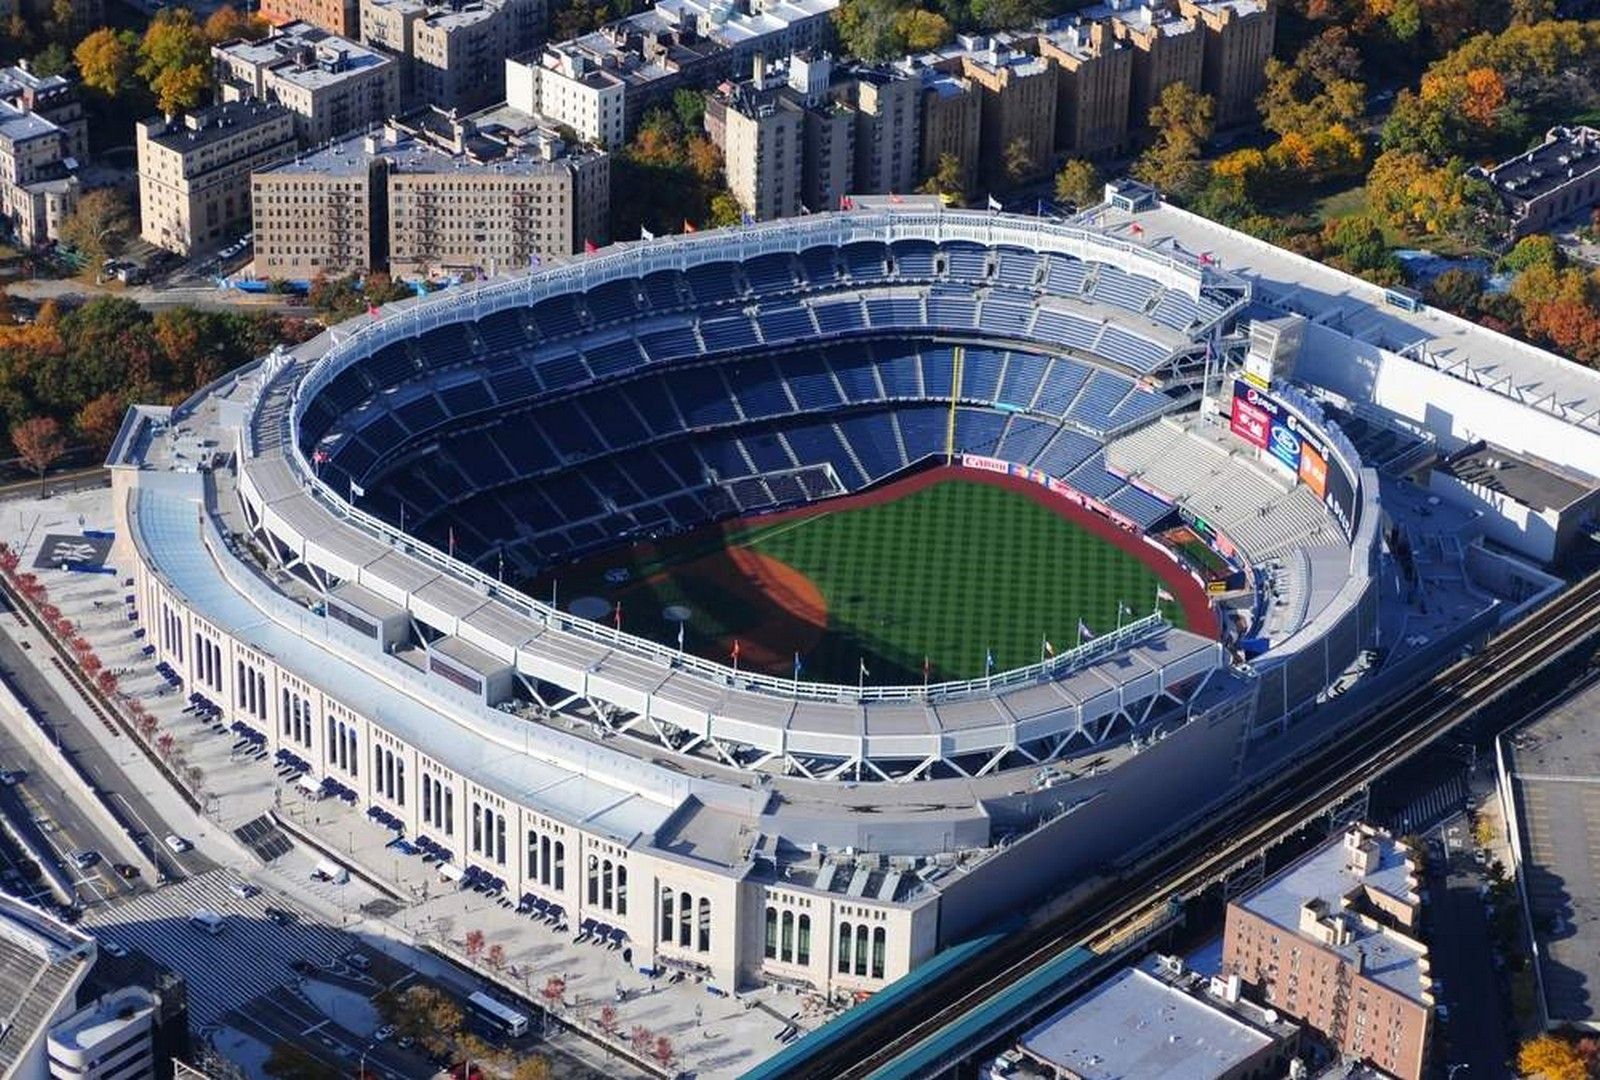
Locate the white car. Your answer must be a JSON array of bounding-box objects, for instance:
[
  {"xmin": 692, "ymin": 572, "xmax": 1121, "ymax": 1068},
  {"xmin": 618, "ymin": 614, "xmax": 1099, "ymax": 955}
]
[
  {"xmin": 164, "ymin": 834, "xmax": 192, "ymax": 854},
  {"xmin": 373, "ymin": 1024, "xmax": 396, "ymax": 1042}
]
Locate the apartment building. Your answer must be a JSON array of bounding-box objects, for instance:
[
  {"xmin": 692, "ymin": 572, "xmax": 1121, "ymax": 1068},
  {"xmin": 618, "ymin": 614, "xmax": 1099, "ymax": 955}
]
[
  {"xmin": 0, "ymin": 64, "xmax": 88, "ymax": 164},
  {"xmin": 957, "ymin": 39, "xmax": 1056, "ymax": 187},
  {"xmin": 137, "ymin": 101, "xmax": 297, "ymax": 257},
  {"xmin": 253, "ymin": 106, "xmax": 609, "ymax": 278},
  {"xmin": 511, "ymin": 0, "xmax": 838, "ymax": 145},
  {"xmin": 909, "ymin": 63, "xmax": 980, "ymax": 194},
  {"xmin": 263, "ymin": 0, "xmax": 360, "ymax": 37},
  {"xmin": 361, "ymin": 0, "xmax": 545, "ymax": 112},
  {"xmin": 834, "ymin": 64, "xmax": 921, "ymax": 197},
  {"xmin": 0, "ymin": 101, "xmax": 78, "ymax": 248},
  {"xmin": 1222, "ymin": 826, "xmax": 1434, "ymax": 1080},
  {"xmin": 45, "ymin": 987, "xmax": 159, "ymax": 1080},
  {"xmin": 1035, "ymin": 18, "xmax": 1133, "ymax": 161},
  {"xmin": 215, "ymin": 22, "xmax": 399, "ymax": 148},
  {"xmin": 1178, "ymin": 0, "xmax": 1276, "ymax": 129},
  {"xmin": 1094, "ymin": 0, "xmax": 1203, "ymax": 130}
]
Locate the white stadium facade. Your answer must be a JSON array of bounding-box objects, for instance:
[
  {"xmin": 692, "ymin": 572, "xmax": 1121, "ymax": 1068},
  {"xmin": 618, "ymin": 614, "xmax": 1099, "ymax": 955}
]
[{"xmin": 106, "ymin": 187, "xmax": 1600, "ymax": 995}]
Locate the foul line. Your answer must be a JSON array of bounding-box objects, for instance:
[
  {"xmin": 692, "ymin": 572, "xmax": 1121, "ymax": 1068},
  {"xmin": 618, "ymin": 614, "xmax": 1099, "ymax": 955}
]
[{"xmin": 735, "ymin": 509, "xmax": 837, "ymax": 551}]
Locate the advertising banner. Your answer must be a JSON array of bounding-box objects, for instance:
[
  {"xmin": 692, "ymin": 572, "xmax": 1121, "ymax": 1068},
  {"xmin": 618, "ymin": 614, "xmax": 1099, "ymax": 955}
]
[
  {"xmin": 1229, "ymin": 393, "xmax": 1271, "ymax": 449},
  {"xmin": 1298, "ymin": 440, "xmax": 1328, "ymax": 499}
]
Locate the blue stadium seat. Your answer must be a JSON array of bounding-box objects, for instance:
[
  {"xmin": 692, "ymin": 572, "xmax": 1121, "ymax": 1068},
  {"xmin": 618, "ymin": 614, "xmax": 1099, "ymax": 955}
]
[
  {"xmin": 743, "ymin": 252, "xmax": 798, "ymax": 294},
  {"xmin": 895, "ymin": 407, "xmax": 947, "ymax": 461},
  {"xmin": 584, "ymin": 278, "xmax": 641, "ymax": 325},
  {"xmin": 995, "ymin": 352, "xmax": 1048, "ymax": 410},
  {"xmin": 576, "ymin": 394, "xmax": 649, "ymax": 449},
  {"xmin": 1069, "ymin": 370, "xmax": 1135, "ymax": 428},
  {"xmin": 836, "ymin": 413, "xmax": 904, "ymax": 480},
  {"xmin": 685, "ymin": 262, "xmax": 742, "ymax": 305},
  {"xmin": 394, "ymin": 393, "xmax": 447, "ymax": 435},
  {"xmin": 996, "ymin": 416, "xmax": 1056, "ymax": 463},
  {"xmin": 829, "ymin": 350, "xmax": 884, "ymax": 404},
  {"xmin": 921, "ymin": 346, "xmax": 957, "ymax": 399},
  {"xmin": 889, "ymin": 239, "xmax": 937, "ymax": 279},
  {"xmin": 954, "ymin": 408, "xmax": 1007, "ymax": 454},
  {"xmin": 638, "ymin": 325, "xmax": 700, "ymax": 364},
  {"xmin": 530, "ymin": 296, "xmax": 586, "ymax": 338},
  {"xmin": 757, "ymin": 305, "xmax": 817, "ymax": 344},
  {"xmin": 978, "ymin": 292, "xmax": 1034, "ymax": 338},
  {"xmin": 641, "ymin": 270, "xmax": 685, "ymax": 311},
  {"xmin": 476, "ymin": 310, "xmax": 527, "ymax": 353},
  {"xmin": 618, "ymin": 380, "xmax": 684, "ymax": 438},
  {"xmin": 534, "ymin": 351, "xmax": 592, "ymax": 391},
  {"xmin": 959, "ymin": 348, "xmax": 1004, "ymax": 402},
  {"xmin": 1105, "ymin": 484, "xmax": 1171, "ymax": 528},
  {"xmin": 536, "ymin": 403, "xmax": 607, "ymax": 459},
  {"xmin": 797, "ymin": 246, "xmax": 839, "ymax": 285},
  {"xmin": 1033, "ymin": 357, "xmax": 1093, "ymax": 416},
  {"xmin": 583, "ymin": 337, "xmax": 646, "ymax": 378},
  {"xmin": 437, "ymin": 377, "xmax": 494, "ymax": 417},
  {"xmin": 700, "ymin": 314, "xmax": 762, "ymax": 355},
  {"xmin": 811, "ymin": 297, "xmax": 867, "ymax": 335},
  {"xmin": 417, "ymin": 324, "xmax": 475, "ymax": 369},
  {"xmin": 926, "ymin": 286, "xmax": 978, "ymax": 329},
  {"xmin": 1043, "ymin": 255, "xmax": 1087, "ymax": 295},
  {"xmin": 1090, "ymin": 266, "xmax": 1158, "ymax": 313},
  {"xmin": 864, "ymin": 295, "xmax": 922, "ymax": 328},
  {"xmin": 741, "ymin": 432, "xmax": 794, "ymax": 473},
  {"xmin": 840, "ymin": 242, "xmax": 888, "ymax": 279},
  {"xmin": 663, "ymin": 367, "xmax": 739, "ymax": 427},
  {"xmin": 941, "ymin": 242, "xmax": 989, "ymax": 283},
  {"xmin": 993, "ymin": 247, "xmax": 1040, "ymax": 289},
  {"xmin": 778, "ymin": 351, "xmax": 845, "ymax": 410},
  {"xmin": 876, "ymin": 344, "xmax": 923, "ymax": 398},
  {"xmin": 724, "ymin": 358, "xmax": 795, "ymax": 419}
]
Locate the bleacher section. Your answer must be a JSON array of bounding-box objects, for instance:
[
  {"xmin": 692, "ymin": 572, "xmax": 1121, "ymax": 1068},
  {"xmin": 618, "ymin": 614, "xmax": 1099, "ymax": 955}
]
[{"xmin": 297, "ymin": 238, "xmax": 1245, "ymax": 569}]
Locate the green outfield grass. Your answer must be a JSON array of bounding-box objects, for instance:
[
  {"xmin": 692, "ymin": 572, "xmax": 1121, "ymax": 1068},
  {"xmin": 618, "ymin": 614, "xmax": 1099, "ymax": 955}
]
[{"xmin": 547, "ymin": 476, "xmax": 1185, "ymax": 684}]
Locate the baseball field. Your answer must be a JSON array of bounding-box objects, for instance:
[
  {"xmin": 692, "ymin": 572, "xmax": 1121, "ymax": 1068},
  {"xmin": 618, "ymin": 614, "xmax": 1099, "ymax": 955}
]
[{"xmin": 538, "ymin": 468, "xmax": 1212, "ymax": 684}]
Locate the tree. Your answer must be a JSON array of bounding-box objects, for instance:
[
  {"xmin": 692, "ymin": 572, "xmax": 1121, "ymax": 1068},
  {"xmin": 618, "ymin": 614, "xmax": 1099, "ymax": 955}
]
[
  {"xmin": 918, "ymin": 152, "xmax": 966, "ymax": 202},
  {"xmin": 387, "ymin": 986, "xmax": 462, "ymax": 1057},
  {"xmin": 486, "ymin": 942, "xmax": 506, "ymax": 969},
  {"xmin": 511, "ymin": 1057, "xmax": 552, "ymax": 1080},
  {"xmin": 155, "ymin": 731, "xmax": 176, "ymax": 758},
  {"xmin": 895, "ymin": 7, "xmax": 952, "ymax": 50},
  {"xmin": 1518, "ymin": 1033, "xmax": 1587, "ymax": 1080},
  {"xmin": 30, "ymin": 44, "xmax": 71, "ymax": 77},
  {"xmin": 74, "ymin": 29, "xmax": 138, "ymax": 97},
  {"xmin": 651, "ymin": 1035, "xmax": 676, "ymax": 1068},
  {"xmin": 1134, "ymin": 83, "xmax": 1215, "ymax": 199},
  {"xmin": 464, "ymin": 928, "xmax": 485, "ymax": 958},
  {"xmin": 1002, "ymin": 136, "xmax": 1034, "ymax": 184},
  {"xmin": 61, "ymin": 189, "xmax": 135, "ymax": 267},
  {"xmin": 708, "ymin": 191, "xmax": 743, "ymax": 227},
  {"xmin": 11, "ymin": 417, "xmax": 65, "ymax": 493},
  {"xmin": 1366, "ymin": 149, "xmax": 1504, "ymax": 246},
  {"xmin": 204, "ymin": 5, "xmax": 270, "ymax": 43},
  {"xmin": 1502, "ymin": 233, "xmax": 1561, "ymax": 273},
  {"xmin": 138, "ymin": 9, "xmax": 212, "ymax": 115},
  {"xmin": 598, "ymin": 1003, "xmax": 619, "ymax": 1037},
  {"xmin": 1054, "ymin": 159, "xmax": 1102, "ymax": 209},
  {"xmin": 833, "ymin": 0, "xmax": 907, "ymax": 60},
  {"xmin": 629, "ymin": 1025, "xmax": 653, "ymax": 1056},
  {"xmin": 76, "ymin": 393, "xmax": 126, "ymax": 453},
  {"xmin": 264, "ymin": 1044, "xmax": 340, "ymax": 1080},
  {"xmin": 541, "ymin": 974, "xmax": 566, "ymax": 1010},
  {"xmin": 1425, "ymin": 267, "xmax": 1486, "ymax": 314}
]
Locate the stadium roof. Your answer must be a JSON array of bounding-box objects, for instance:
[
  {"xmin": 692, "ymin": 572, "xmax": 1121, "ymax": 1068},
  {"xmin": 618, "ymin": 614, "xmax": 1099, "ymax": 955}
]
[
  {"xmin": 1093, "ymin": 199, "xmax": 1600, "ymax": 438},
  {"xmin": 0, "ymin": 895, "xmax": 94, "ymax": 1074}
]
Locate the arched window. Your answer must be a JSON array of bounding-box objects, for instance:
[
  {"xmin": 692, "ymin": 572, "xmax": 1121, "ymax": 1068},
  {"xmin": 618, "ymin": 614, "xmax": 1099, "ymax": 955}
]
[
  {"xmin": 764, "ymin": 907, "xmax": 778, "ymax": 959},
  {"xmin": 855, "ymin": 924, "xmax": 869, "ymax": 976},
  {"xmin": 527, "ymin": 830, "xmax": 538, "ymax": 878},
  {"xmin": 553, "ymin": 841, "xmax": 565, "ymax": 890},
  {"xmin": 540, "ymin": 835, "xmax": 551, "ymax": 885},
  {"xmin": 472, "ymin": 802, "xmax": 482, "ymax": 853},
  {"xmin": 797, "ymin": 914, "xmax": 811, "ymax": 966},
  {"xmin": 397, "ymin": 759, "xmax": 406, "ymax": 807},
  {"xmin": 587, "ymin": 855, "xmax": 600, "ymax": 905},
  {"xmin": 422, "ymin": 775, "xmax": 432, "ymax": 820},
  {"xmin": 327, "ymin": 717, "xmax": 338, "ymax": 763},
  {"xmin": 616, "ymin": 865, "xmax": 627, "ymax": 915},
  {"xmin": 872, "ymin": 927, "xmax": 886, "ymax": 979},
  {"xmin": 602, "ymin": 859, "xmax": 613, "ymax": 910},
  {"xmin": 837, "ymin": 923, "xmax": 851, "ymax": 973},
  {"xmin": 443, "ymin": 788, "xmax": 453, "ymax": 833},
  {"xmin": 679, "ymin": 891, "xmax": 692, "ymax": 947},
  {"xmin": 662, "ymin": 889, "xmax": 676, "ymax": 941},
  {"xmin": 494, "ymin": 812, "xmax": 504, "ymax": 863},
  {"xmin": 698, "ymin": 898, "xmax": 711, "ymax": 952},
  {"xmin": 781, "ymin": 910, "xmax": 794, "ymax": 963}
]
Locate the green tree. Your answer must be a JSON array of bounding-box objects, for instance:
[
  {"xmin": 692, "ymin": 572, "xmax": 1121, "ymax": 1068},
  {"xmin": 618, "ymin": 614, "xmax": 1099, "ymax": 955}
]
[
  {"xmin": 708, "ymin": 191, "xmax": 743, "ymax": 227},
  {"xmin": 671, "ymin": 87, "xmax": 706, "ymax": 132},
  {"xmin": 138, "ymin": 8, "xmax": 212, "ymax": 114},
  {"xmin": 895, "ymin": 7, "xmax": 952, "ymax": 50},
  {"xmin": 60, "ymin": 189, "xmax": 134, "ymax": 268},
  {"xmin": 74, "ymin": 28, "xmax": 139, "ymax": 97},
  {"xmin": 1425, "ymin": 267, "xmax": 1486, "ymax": 313},
  {"xmin": 1501, "ymin": 233, "xmax": 1560, "ymax": 273},
  {"xmin": 833, "ymin": 0, "xmax": 907, "ymax": 60},
  {"xmin": 1134, "ymin": 83, "xmax": 1215, "ymax": 199},
  {"xmin": 1053, "ymin": 159, "xmax": 1102, "ymax": 209},
  {"xmin": 918, "ymin": 151, "xmax": 966, "ymax": 202},
  {"xmin": 29, "ymin": 43, "xmax": 70, "ymax": 77}
]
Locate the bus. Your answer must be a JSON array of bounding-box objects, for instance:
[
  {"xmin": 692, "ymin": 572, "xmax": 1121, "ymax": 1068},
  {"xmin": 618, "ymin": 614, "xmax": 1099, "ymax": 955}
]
[{"xmin": 467, "ymin": 991, "xmax": 530, "ymax": 1038}]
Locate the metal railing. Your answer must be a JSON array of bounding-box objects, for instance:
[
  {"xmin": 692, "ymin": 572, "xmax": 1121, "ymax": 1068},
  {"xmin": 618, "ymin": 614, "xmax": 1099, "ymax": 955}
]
[{"xmin": 246, "ymin": 210, "xmax": 1218, "ymax": 702}]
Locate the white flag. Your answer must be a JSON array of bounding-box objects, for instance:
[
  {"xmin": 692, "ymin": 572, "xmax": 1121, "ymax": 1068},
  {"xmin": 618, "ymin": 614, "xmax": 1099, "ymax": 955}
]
[
  {"xmin": 349, "ymin": 480, "xmax": 365, "ymax": 499},
  {"xmin": 640, "ymin": 224, "xmax": 655, "ymax": 241},
  {"xmin": 987, "ymin": 194, "xmax": 1002, "ymax": 211}
]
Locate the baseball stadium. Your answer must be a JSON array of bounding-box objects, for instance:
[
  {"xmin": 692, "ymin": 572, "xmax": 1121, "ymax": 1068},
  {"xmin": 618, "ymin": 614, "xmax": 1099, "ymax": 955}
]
[{"xmin": 117, "ymin": 185, "xmax": 1575, "ymax": 1004}]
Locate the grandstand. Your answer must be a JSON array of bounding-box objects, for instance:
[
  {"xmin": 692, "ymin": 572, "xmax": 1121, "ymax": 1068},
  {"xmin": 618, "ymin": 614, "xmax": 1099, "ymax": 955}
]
[{"xmin": 115, "ymin": 204, "xmax": 1389, "ymax": 998}]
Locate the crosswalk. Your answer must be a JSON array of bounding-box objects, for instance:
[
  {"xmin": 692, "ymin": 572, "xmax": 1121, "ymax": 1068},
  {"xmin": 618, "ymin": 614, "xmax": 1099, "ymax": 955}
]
[
  {"xmin": 81, "ymin": 869, "xmax": 355, "ymax": 1026},
  {"xmin": 1385, "ymin": 773, "xmax": 1467, "ymax": 835}
]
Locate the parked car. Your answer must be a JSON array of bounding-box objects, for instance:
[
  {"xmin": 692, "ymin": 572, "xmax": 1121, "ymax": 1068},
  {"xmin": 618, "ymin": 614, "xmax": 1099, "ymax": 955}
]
[
  {"xmin": 373, "ymin": 1024, "xmax": 396, "ymax": 1042},
  {"xmin": 264, "ymin": 906, "xmax": 295, "ymax": 927},
  {"xmin": 111, "ymin": 863, "xmax": 140, "ymax": 881},
  {"xmin": 100, "ymin": 940, "xmax": 128, "ymax": 958},
  {"xmin": 344, "ymin": 951, "xmax": 371, "ymax": 972},
  {"xmin": 0, "ymin": 769, "xmax": 27, "ymax": 785}
]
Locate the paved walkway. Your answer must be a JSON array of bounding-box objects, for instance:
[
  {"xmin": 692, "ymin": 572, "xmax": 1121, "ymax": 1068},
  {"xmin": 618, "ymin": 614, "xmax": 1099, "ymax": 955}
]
[{"xmin": 10, "ymin": 485, "xmax": 825, "ymax": 1077}]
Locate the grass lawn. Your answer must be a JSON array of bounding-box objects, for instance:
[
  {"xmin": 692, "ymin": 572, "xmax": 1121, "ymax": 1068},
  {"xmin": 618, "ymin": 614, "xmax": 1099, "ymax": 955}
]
[{"xmin": 546, "ymin": 476, "xmax": 1183, "ymax": 684}]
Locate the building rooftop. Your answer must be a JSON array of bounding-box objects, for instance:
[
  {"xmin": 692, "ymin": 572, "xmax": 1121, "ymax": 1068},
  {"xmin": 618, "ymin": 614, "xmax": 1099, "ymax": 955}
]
[
  {"xmin": 1018, "ymin": 965, "xmax": 1290, "ymax": 1080},
  {"xmin": 0, "ymin": 63, "xmax": 73, "ymax": 97},
  {"xmin": 363, "ymin": 0, "xmax": 524, "ymax": 28},
  {"xmin": 0, "ymin": 895, "xmax": 95, "ymax": 1075},
  {"xmin": 140, "ymin": 100, "xmax": 293, "ymax": 152},
  {"xmin": 215, "ymin": 22, "xmax": 392, "ymax": 92},
  {"xmin": 1473, "ymin": 126, "xmax": 1600, "ymax": 204},
  {"xmin": 1502, "ymin": 678, "xmax": 1600, "ymax": 1025},
  {"xmin": 0, "ymin": 99, "xmax": 58, "ymax": 143},
  {"xmin": 259, "ymin": 109, "xmax": 600, "ymax": 178},
  {"xmin": 49, "ymin": 987, "xmax": 156, "ymax": 1053},
  {"xmin": 1080, "ymin": 0, "xmax": 1198, "ymax": 35},
  {"xmin": 1439, "ymin": 441, "xmax": 1598, "ymax": 512},
  {"xmin": 1237, "ymin": 828, "xmax": 1430, "ymax": 1004}
]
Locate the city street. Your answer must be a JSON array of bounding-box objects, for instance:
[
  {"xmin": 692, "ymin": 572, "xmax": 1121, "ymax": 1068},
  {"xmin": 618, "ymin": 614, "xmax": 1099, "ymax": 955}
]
[{"xmin": 1425, "ymin": 815, "xmax": 1512, "ymax": 1079}]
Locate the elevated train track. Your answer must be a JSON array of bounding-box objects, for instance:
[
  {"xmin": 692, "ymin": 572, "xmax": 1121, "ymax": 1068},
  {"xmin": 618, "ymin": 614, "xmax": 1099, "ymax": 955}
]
[{"xmin": 767, "ymin": 572, "xmax": 1600, "ymax": 1080}]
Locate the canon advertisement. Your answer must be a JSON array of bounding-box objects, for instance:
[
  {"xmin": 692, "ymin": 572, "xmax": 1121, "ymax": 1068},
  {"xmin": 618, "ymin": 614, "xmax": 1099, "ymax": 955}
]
[{"xmin": 1229, "ymin": 381, "xmax": 1358, "ymax": 542}]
